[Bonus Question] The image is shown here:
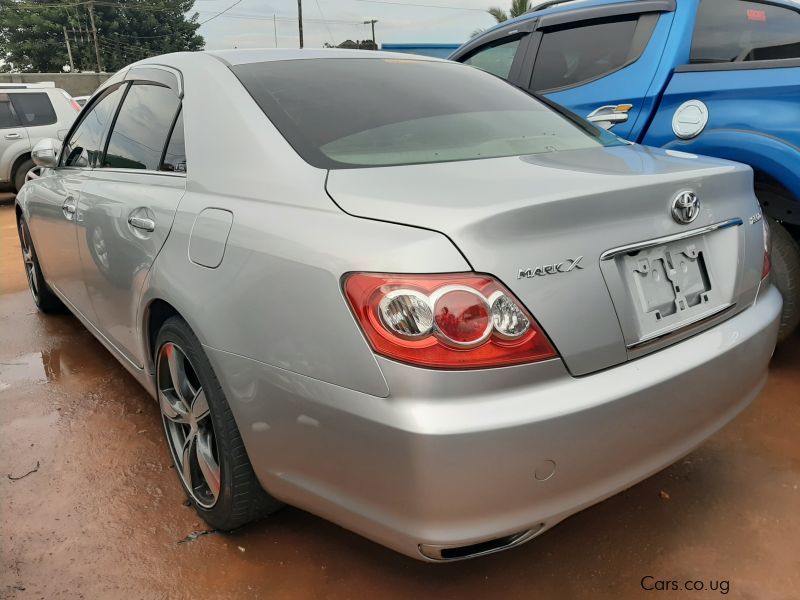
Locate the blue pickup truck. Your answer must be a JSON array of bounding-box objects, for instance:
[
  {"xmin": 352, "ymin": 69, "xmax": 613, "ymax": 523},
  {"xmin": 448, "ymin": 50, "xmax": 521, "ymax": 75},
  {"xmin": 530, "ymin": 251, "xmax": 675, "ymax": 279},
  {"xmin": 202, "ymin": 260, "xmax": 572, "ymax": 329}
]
[{"xmin": 452, "ymin": 0, "xmax": 800, "ymax": 341}]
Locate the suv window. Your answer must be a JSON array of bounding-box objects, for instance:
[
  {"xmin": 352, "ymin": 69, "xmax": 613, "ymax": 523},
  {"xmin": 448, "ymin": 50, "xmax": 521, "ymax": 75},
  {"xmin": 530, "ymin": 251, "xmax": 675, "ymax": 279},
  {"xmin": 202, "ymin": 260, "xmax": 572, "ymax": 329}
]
[
  {"xmin": 9, "ymin": 92, "xmax": 57, "ymax": 127},
  {"xmin": 691, "ymin": 0, "xmax": 800, "ymax": 63},
  {"xmin": 530, "ymin": 16, "xmax": 648, "ymax": 92},
  {"xmin": 0, "ymin": 94, "xmax": 19, "ymax": 129},
  {"xmin": 463, "ymin": 37, "xmax": 523, "ymax": 78},
  {"xmin": 161, "ymin": 109, "xmax": 186, "ymax": 173},
  {"xmin": 103, "ymin": 84, "xmax": 180, "ymax": 171},
  {"xmin": 63, "ymin": 85, "xmax": 125, "ymax": 168}
]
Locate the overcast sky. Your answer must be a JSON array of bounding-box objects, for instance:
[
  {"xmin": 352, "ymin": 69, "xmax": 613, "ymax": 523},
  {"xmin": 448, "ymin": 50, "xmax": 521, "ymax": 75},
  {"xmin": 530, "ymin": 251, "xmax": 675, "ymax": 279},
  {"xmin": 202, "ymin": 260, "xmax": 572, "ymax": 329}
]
[{"xmin": 193, "ymin": 0, "xmax": 501, "ymax": 49}]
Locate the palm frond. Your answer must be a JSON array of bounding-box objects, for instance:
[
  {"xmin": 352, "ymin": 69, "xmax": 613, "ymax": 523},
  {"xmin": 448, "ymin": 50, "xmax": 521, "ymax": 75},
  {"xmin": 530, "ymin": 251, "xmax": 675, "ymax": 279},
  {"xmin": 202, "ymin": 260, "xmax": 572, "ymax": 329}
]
[
  {"xmin": 487, "ymin": 7, "xmax": 509, "ymax": 22},
  {"xmin": 510, "ymin": 0, "xmax": 533, "ymax": 18}
]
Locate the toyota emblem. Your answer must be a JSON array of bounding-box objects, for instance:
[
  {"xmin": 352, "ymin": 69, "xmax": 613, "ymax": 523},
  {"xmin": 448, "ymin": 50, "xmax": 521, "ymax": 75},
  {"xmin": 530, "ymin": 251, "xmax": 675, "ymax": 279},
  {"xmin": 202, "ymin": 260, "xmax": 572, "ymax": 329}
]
[{"xmin": 671, "ymin": 191, "xmax": 700, "ymax": 225}]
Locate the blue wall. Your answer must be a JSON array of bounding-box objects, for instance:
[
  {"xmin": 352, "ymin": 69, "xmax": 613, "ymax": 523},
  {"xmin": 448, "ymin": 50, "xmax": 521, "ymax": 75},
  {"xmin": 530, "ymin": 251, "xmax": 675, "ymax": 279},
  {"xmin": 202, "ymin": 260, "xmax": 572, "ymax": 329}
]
[{"xmin": 381, "ymin": 43, "xmax": 462, "ymax": 59}]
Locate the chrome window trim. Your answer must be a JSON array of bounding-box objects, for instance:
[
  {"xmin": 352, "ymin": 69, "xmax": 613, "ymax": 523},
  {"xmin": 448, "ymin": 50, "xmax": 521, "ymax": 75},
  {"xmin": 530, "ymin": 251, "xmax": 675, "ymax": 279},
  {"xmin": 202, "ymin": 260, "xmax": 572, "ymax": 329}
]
[{"xmin": 599, "ymin": 218, "xmax": 743, "ymax": 261}]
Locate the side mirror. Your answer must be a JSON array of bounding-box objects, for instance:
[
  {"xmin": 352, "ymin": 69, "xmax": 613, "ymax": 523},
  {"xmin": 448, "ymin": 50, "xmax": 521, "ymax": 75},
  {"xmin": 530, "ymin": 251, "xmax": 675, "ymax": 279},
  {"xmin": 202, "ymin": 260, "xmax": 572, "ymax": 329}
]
[{"xmin": 32, "ymin": 138, "xmax": 61, "ymax": 169}]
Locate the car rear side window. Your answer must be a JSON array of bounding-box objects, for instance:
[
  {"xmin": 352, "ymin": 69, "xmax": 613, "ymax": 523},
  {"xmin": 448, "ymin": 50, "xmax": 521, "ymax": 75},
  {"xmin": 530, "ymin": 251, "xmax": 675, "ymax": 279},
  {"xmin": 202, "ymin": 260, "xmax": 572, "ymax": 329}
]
[
  {"xmin": 9, "ymin": 93, "xmax": 57, "ymax": 126},
  {"xmin": 691, "ymin": 0, "xmax": 800, "ymax": 63},
  {"xmin": 233, "ymin": 58, "xmax": 623, "ymax": 169},
  {"xmin": 103, "ymin": 83, "xmax": 180, "ymax": 171},
  {"xmin": 530, "ymin": 16, "xmax": 655, "ymax": 92},
  {"xmin": 63, "ymin": 85, "xmax": 125, "ymax": 168},
  {"xmin": 463, "ymin": 37, "xmax": 523, "ymax": 78},
  {"xmin": 161, "ymin": 109, "xmax": 186, "ymax": 173},
  {"xmin": 0, "ymin": 94, "xmax": 19, "ymax": 129}
]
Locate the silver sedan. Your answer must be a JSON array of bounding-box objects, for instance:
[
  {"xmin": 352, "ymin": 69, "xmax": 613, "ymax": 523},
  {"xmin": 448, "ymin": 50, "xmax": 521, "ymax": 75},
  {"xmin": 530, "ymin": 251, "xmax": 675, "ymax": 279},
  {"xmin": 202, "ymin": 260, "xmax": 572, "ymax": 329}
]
[{"xmin": 14, "ymin": 49, "xmax": 781, "ymax": 561}]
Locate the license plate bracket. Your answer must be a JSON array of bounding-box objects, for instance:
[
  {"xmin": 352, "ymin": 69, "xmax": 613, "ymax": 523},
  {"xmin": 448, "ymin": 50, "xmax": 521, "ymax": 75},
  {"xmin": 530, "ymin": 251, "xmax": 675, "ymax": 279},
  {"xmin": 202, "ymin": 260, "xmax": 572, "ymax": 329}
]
[{"xmin": 618, "ymin": 237, "xmax": 730, "ymax": 346}]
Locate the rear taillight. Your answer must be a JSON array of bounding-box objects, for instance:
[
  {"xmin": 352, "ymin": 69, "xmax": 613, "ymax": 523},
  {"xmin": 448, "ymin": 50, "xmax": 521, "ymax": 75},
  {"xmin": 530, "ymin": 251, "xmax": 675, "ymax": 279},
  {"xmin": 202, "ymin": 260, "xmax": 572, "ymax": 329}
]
[
  {"xmin": 344, "ymin": 273, "xmax": 558, "ymax": 369},
  {"xmin": 70, "ymin": 99, "xmax": 81, "ymax": 112},
  {"xmin": 762, "ymin": 219, "xmax": 771, "ymax": 280}
]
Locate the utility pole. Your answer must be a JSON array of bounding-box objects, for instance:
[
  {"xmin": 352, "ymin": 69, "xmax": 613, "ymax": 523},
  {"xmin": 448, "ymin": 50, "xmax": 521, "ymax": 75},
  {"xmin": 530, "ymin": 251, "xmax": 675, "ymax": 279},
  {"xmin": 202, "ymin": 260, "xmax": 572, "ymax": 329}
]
[
  {"xmin": 363, "ymin": 19, "xmax": 378, "ymax": 47},
  {"xmin": 63, "ymin": 27, "xmax": 75, "ymax": 72},
  {"xmin": 297, "ymin": 0, "xmax": 304, "ymax": 48},
  {"xmin": 273, "ymin": 14, "xmax": 278, "ymax": 47},
  {"xmin": 87, "ymin": 1, "xmax": 103, "ymax": 72}
]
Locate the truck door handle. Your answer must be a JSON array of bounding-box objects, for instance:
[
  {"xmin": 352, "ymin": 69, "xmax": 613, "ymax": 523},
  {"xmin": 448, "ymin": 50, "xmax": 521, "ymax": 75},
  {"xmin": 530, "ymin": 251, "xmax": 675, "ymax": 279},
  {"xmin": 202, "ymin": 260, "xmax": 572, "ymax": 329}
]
[
  {"xmin": 586, "ymin": 104, "xmax": 633, "ymax": 129},
  {"xmin": 4, "ymin": 132, "xmax": 22, "ymax": 140},
  {"xmin": 128, "ymin": 215, "xmax": 155, "ymax": 232}
]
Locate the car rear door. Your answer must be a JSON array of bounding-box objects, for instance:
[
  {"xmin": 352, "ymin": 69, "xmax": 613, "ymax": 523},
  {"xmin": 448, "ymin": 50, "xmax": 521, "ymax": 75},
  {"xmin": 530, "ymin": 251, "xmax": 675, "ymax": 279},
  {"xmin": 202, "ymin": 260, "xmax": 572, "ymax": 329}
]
[
  {"xmin": 78, "ymin": 67, "xmax": 186, "ymax": 368},
  {"xmin": 522, "ymin": 1, "xmax": 676, "ymax": 140},
  {"xmin": 0, "ymin": 92, "xmax": 30, "ymax": 184}
]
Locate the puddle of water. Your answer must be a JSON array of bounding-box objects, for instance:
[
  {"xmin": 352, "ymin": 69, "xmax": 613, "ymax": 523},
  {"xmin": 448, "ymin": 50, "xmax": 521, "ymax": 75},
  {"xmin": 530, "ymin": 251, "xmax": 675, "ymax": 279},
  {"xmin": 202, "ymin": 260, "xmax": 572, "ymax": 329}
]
[{"xmin": 0, "ymin": 349, "xmax": 67, "ymax": 388}]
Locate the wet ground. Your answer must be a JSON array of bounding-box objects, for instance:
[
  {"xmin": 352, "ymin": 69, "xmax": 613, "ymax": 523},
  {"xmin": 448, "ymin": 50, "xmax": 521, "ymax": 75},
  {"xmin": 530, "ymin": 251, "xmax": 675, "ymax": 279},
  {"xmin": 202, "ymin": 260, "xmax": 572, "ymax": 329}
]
[{"xmin": 1, "ymin": 200, "xmax": 799, "ymax": 599}]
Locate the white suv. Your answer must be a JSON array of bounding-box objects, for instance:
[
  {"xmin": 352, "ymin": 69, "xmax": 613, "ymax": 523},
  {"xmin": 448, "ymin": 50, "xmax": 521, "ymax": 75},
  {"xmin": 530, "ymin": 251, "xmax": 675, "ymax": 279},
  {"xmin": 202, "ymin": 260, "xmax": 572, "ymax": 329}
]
[{"xmin": 0, "ymin": 83, "xmax": 80, "ymax": 192}]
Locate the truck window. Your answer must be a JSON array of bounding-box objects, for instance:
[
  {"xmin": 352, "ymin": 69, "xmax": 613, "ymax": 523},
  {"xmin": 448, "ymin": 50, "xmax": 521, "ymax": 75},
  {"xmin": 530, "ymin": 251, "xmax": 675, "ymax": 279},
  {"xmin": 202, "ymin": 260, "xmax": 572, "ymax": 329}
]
[
  {"xmin": 463, "ymin": 37, "xmax": 523, "ymax": 79},
  {"xmin": 691, "ymin": 0, "xmax": 800, "ymax": 63},
  {"xmin": 530, "ymin": 16, "xmax": 655, "ymax": 92}
]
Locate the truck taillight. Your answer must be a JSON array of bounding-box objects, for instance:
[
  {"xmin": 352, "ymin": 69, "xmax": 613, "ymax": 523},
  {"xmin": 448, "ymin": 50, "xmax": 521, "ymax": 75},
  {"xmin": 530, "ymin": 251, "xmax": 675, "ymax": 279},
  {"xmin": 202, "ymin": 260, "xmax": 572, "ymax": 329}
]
[{"xmin": 344, "ymin": 273, "xmax": 558, "ymax": 369}]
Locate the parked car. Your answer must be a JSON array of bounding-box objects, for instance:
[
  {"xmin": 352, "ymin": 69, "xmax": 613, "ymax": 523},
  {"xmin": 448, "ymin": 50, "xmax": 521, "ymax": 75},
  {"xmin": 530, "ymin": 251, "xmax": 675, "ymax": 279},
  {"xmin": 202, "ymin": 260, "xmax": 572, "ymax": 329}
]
[
  {"xmin": 452, "ymin": 0, "xmax": 800, "ymax": 342},
  {"xmin": 15, "ymin": 50, "xmax": 781, "ymax": 561},
  {"xmin": 0, "ymin": 82, "xmax": 80, "ymax": 192}
]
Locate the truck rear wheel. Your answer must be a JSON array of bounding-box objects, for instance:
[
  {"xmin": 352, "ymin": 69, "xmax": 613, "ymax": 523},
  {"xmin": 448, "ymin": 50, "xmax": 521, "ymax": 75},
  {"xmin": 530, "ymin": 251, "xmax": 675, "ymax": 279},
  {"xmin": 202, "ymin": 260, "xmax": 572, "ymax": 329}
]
[{"xmin": 766, "ymin": 217, "xmax": 800, "ymax": 343}]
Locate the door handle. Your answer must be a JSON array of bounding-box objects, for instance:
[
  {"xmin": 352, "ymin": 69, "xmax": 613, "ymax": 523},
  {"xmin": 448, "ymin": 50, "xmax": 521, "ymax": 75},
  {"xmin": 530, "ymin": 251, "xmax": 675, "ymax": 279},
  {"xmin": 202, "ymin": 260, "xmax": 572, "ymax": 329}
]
[
  {"xmin": 4, "ymin": 132, "xmax": 22, "ymax": 140},
  {"xmin": 128, "ymin": 215, "xmax": 155, "ymax": 232},
  {"xmin": 586, "ymin": 104, "xmax": 633, "ymax": 129},
  {"xmin": 62, "ymin": 196, "xmax": 77, "ymax": 220}
]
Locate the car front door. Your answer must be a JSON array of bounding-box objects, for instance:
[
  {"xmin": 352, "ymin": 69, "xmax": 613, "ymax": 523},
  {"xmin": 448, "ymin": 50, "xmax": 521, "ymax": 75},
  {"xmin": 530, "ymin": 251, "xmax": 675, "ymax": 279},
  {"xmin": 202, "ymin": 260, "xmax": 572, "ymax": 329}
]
[
  {"xmin": 0, "ymin": 93, "xmax": 30, "ymax": 185},
  {"xmin": 23, "ymin": 84, "xmax": 126, "ymax": 320},
  {"xmin": 523, "ymin": 2, "xmax": 675, "ymax": 140},
  {"xmin": 78, "ymin": 69, "xmax": 186, "ymax": 368}
]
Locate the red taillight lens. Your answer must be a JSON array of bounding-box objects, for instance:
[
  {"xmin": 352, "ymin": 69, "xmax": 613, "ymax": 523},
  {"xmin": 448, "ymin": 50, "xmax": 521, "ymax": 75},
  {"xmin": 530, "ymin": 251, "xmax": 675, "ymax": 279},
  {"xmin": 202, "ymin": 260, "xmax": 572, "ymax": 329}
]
[
  {"xmin": 762, "ymin": 219, "xmax": 772, "ymax": 280},
  {"xmin": 344, "ymin": 273, "xmax": 558, "ymax": 369},
  {"xmin": 70, "ymin": 99, "xmax": 81, "ymax": 112}
]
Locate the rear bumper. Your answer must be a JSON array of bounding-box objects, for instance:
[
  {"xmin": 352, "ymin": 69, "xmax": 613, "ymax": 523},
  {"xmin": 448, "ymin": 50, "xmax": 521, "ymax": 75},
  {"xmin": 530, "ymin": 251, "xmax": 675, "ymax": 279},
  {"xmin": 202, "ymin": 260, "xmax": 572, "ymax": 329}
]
[{"xmin": 208, "ymin": 285, "xmax": 781, "ymax": 560}]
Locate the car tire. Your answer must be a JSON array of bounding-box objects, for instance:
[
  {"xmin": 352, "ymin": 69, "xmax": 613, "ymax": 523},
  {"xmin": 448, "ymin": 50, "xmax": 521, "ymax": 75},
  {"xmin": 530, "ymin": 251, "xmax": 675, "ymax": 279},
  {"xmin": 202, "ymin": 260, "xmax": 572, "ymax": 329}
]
[
  {"xmin": 17, "ymin": 217, "xmax": 65, "ymax": 314},
  {"xmin": 155, "ymin": 316, "xmax": 283, "ymax": 530},
  {"xmin": 13, "ymin": 158, "xmax": 36, "ymax": 193},
  {"xmin": 767, "ymin": 217, "xmax": 800, "ymax": 343}
]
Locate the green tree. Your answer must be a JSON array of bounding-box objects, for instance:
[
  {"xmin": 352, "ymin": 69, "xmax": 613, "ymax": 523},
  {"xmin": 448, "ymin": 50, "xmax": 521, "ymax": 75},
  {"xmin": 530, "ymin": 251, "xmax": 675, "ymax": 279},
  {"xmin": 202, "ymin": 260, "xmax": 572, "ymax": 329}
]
[
  {"xmin": 0, "ymin": 0, "xmax": 203, "ymax": 73},
  {"xmin": 488, "ymin": 0, "xmax": 533, "ymax": 23}
]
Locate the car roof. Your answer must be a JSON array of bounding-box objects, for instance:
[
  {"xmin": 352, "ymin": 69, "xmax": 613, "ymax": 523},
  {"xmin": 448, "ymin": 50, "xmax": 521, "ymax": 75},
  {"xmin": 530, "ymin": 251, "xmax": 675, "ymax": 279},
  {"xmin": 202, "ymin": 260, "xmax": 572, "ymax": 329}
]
[{"xmin": 204, "ymin": 48, "xmax": 449, "ymax": 66}]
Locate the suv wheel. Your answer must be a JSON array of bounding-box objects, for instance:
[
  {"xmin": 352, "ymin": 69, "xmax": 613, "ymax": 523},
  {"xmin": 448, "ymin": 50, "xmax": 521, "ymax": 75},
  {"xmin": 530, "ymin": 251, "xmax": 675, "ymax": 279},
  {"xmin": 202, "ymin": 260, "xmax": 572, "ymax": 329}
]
[{"xmin": 13, "ymin": 158, "xmax": 36, "ymax": 193}]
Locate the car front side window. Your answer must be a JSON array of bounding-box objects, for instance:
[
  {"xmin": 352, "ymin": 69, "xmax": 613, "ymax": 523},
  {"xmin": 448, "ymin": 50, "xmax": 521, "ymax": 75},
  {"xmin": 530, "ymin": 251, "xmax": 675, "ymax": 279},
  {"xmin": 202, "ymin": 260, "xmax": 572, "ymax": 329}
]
[{"xmin": 62, "ymin": 85, "xmax": 125, "ymax": 168}]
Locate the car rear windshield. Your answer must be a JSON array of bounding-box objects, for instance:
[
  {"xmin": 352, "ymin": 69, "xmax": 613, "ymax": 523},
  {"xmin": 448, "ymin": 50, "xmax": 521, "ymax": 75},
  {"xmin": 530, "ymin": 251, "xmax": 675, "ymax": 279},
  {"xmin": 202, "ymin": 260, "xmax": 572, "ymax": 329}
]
[{"xmin": 232, "ymin": 58, "xmax": 624, "ymax": 169}]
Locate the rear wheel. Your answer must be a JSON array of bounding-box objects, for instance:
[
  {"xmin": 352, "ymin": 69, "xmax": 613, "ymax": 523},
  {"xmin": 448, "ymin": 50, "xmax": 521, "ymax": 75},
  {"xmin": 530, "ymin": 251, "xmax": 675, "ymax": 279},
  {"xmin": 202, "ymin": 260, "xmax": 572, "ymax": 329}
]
[
  {"xmin": 155, "ymin": 317, "xmax": 282, "ymax": 530},
  {"xmin": 767, "ymin": 217, "xmax": 800, "ymax": 343},
  {"xmin": 17, "ymin": 218, "xmax": 65, "ymax": 313}
]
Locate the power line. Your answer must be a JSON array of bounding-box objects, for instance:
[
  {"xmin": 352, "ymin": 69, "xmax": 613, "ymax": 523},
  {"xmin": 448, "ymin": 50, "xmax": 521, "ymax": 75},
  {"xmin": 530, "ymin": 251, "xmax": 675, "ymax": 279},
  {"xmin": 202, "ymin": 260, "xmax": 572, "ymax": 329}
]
[{"xmin": 197, "ymin": 0, "xmax": 243, "ymax": 24}]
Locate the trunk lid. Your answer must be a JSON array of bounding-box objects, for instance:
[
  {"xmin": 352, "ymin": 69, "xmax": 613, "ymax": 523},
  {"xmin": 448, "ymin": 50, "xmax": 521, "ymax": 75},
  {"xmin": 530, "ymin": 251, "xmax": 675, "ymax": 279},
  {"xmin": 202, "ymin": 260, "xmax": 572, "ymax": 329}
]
[{"xmin": 326, "ymin": 144, "xmax": 765, "ymax": 375}]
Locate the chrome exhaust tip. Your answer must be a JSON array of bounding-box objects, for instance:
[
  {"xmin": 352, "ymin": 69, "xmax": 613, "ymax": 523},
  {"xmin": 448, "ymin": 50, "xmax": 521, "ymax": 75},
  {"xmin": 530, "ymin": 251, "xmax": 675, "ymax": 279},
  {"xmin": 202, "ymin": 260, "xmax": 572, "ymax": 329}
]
[{"xmin": 418, "ymin": 524, "xmax": 546, "ymax": 561}]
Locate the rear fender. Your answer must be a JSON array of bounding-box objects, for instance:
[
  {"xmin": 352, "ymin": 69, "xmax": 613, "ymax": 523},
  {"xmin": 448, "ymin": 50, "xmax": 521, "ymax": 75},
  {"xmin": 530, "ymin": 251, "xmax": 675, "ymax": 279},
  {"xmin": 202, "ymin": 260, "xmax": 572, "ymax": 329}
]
[{"xmin": 662, "ymin": 129, "xmax": 800, "ymax": 215}]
